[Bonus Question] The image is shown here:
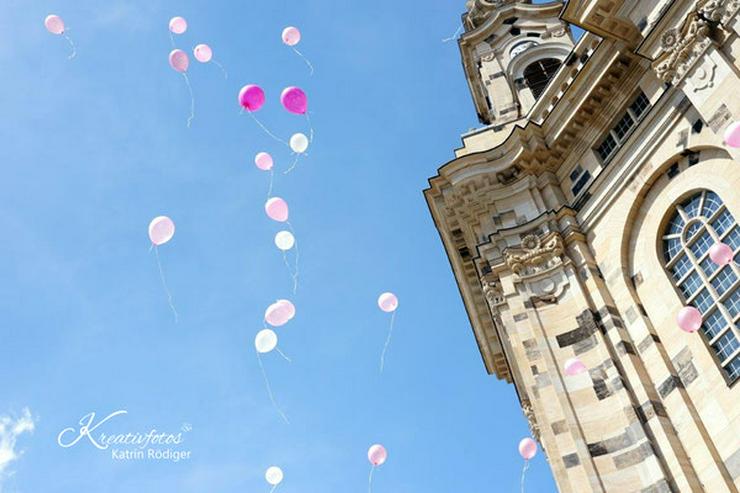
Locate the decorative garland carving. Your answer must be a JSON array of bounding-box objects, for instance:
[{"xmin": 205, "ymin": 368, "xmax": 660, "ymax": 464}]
[
  {"xmin": 654, "ymin": 0, "xmax": 739, "ymax": 84},
  {"xmin": 505, "ymin": 232, "xmax": 564, "ymax": 277}
]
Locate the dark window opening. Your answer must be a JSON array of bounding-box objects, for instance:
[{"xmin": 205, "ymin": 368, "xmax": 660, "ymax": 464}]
[
  {"xmin": 595, "ymin": 91, "xmax": 652, "ymax": 163},
  {"xmin": 571, "ymin": 169, "xmax": 592, "ymax": 197},
  {"xmin": 503, "ymin": 17, "xmax": 518, "ymax": 25},
  {"xmin": 509, "ymin": 27, "xmax": 521, "ymax": 36},
  {"xmin": 526, "ymin": 32, "xmax": 541, "ymax": 38},
  {"xmin": 692, "ymin": 119, "xmax": 704, "ymax": 134},
  {"xmin": 523, "ymin": 58, "xmax": 562, "ymax": 100},
  {"xmin": 667, "ymin": 163, "xmax": 680, "ymax": 179}
]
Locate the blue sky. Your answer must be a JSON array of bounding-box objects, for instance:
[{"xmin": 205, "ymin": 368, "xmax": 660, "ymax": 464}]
[{"xmin": 0, "ymin": 1, "xmax": 562, "ymax": 491}]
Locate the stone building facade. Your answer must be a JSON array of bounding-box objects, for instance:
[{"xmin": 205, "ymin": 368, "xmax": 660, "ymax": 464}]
[{"xmin": 424, "ymin": 1, "xmax": 740, "ymax": 491}]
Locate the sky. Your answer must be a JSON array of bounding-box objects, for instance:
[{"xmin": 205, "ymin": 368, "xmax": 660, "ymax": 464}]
[{"xmin": 0, "ymin": 1, "xmax": 563, "ymax": 491}]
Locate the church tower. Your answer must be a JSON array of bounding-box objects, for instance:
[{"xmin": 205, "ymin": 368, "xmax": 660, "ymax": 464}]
[
  {"xmin": 459, "ymin": 0, "xmax": 575, "ymax": 125},
  {"xmin": 427, "ymin": 0, "xmax": 740, "ymax": 491}
]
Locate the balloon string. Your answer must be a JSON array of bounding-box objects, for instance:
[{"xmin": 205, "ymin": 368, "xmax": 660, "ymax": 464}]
[
  {"xmin": 247, "ymin": 111, "xmax": 288, "ymax": 146},
  {"xmin": 291, "ymin": 47, "xmax": 314, "ymax": 76},
  {"xmin": 256, "ymin": 352, "xmax": 290, "ymax": 425},
  {"xmin": 154, "ymin": 246, "xmax": 179, "ymax": 323},
  {"xmin": 267, "ymin": 169, "xmax": 275, "ymax": 200},
  {"xmin": 212, "ymin": 58, "xmax": 229, "ymax": 79},
  {"xmin": 284, "ymin": 154, "xmax": 301, "ymax": 175},
  {"xmin": 181, "ymin": 72, "xmax": 195, "ymax": 128},
  {"xmin": 521, "ymin": 459, "xmax": 530, "ymax": 493},
  {"xmin": 442, "ymin": 23, "xmax": 464, "ymax": 43},
  {"xmin": 379, "ymin": 310, "xmax": 397, "ymax": 374},
  {"xmin": 169, "ymin": 31, "xmax": 176, "ymax": 48},
  {"xmin": 276, "ymin": 347, "xmax": 292, "ymax": 363},
  {"xmin": 368, "ymin": 465, "xmax": 375, "ymax": 493},
  {"xmin": 269, "ymin": 486, "xmax": 277, "ymax": 493},
  {"xmin": 63, "ymin": 33, "xmax": 77, "ymax": 60},
  {"xmin": 305, "ymin": 112, "xmax": 315, "ymax": 143},
  {"xmin": 287, "ymin": 222, "xmax": 300, "ymax": 293}
]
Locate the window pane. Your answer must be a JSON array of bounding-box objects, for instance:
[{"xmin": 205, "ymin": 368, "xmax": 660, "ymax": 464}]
[
  {"xmin": 703, "ymin": 192, "xmax": 722, "ymax": 217},
  {"xmin": 725, "ymin": 355, "xmax": 740, "ymax": 382},
  {"xmin": 597, "ymin": 134, "xmax": 617, "ymax": 161},
  {"xmin": 664, "ymin": 238, "xmax": 682, "ymax": 262},
  {"xmin": 682, "ymin": 195, "xmax": 701, "ymax": 218},
  {"xmin": 630, "ymin": 92, "xmax": 650, "ymax": 118},
  {"xmin": 711, "ymin": 266, "xmax": 737, "ymax": 297},
  {"xmin": 702, "ymin": 309, "xmax": 727, "ymax": 339},
  {"xmin": 693, "ymin": 289, "xmax": 714, "ymax": 314},
  {"xmin": 689, "ymin": 232, "xmax": 713, "ymax": 259},
  {"xmin": 680, "ymin": 271, "xmax": 703, "ymax": 298},
  {"xmin": 724, "ymin": 288, "xmax": 740, "ymax": 318},
  {"xmin": 672, "ymin": 254, "xmax": 692, "ymax": 280},
  {"xmin": 666, "ymin": 213, "xmax": 684, "ymax": 236},
  {"xmin": 712, "ymin": 331, "xmax": 740, "ymax": 361},
  {"xmin": 711, "ymin": 210, "xmax": 734, "ymax": 236},
  {"xmin": 613, "ymin": 113, "xmax": 635, "ymax": 140},
  {"xmin": 700, "ymin": 256, "xmax": 719, "ymax": 278},
  {"xmin": 685, "ymin": 222, "xmax": 703, "ymax": 241},
  {"xmin": 724, "ymin": 227, "xmax": 740, "ymax": 251}
]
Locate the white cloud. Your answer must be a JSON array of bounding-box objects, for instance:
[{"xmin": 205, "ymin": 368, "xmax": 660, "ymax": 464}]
[{"xmin": 0, "ymin": 408, "xmax": 35, "ymax": 490}]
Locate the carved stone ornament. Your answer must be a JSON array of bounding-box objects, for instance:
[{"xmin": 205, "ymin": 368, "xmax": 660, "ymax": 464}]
[
  {"xmin": 699, "ymin": 0, "xmax": 740, "ymax": 24},
  {"xmin": 505, "ymin": 232, "xmax": 565, "ymax": 277},
  {"xmin": 654, "ymin": 14, "xmax": 712, "ymax": 84},
  {"xmin": 481, "ymin": 275, "xmax": 505, "ymax": 312},
  {"xmin": 521, "ymin": 399, "xmax": 541, "ymax": 441}
]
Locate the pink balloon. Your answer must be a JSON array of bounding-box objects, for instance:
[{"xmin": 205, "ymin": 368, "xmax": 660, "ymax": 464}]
[
  {"xmin": 44, "ymin": 14, "xmax": 65, "ymax": 35},
  {"xmin": 282, "ymin": 26, "xmax": 301, "ymax": 46},
  {"xmin": 368, "ymin": 444, "xmax": 387, "ymax": 466},
  {"xmin": 378, "ymin": 292, "xmax": 399, "ymax": 313},
  {"xmin": 169, "ymin": 49, "xmax": 189, "ymax": 73},
  {"xmin": 280, "ymin": 87, "xmax": 308, "ymax": 115},
  {"xmin": 265, "ymin": 299, "xmax": 296, "ymax": 327},
  {"xmin": 519, "ymin": 437, "xmax": 537, "ymax": 460},
  {"xmin": 149, "ymin": 216, "xmax": 175, "ymax": 246},
  {"xmin": 724, "ymin": 121, "xmax": 740, "ymax": 148},
  {"xmin": 255, "ymin": 152, "xmax": 274, "ymax": 171},
  {"xmin": 564, "ymin": 357, "xmax": 587, "ymax": 376},
  {"xmin": 677, "ymin": 306, "xmax": 702, "ymax": 333},
  {"xmin": 169, "ymin": 16, "xmax": 187, "ymax": 34},
  {"xmin": 193, "ymin": 44, "xmax": 213, "ymax": 63},
  {"xmin": 265, "ymin": 197, "xmax": 289, "ymax": 222},
  {"xmin": 238, "ymin": 84, "xmax": 265, "ymax": 112},
  {"xmin": 709, "ymin": 242, "xmax": 734, "ymax": 266}
]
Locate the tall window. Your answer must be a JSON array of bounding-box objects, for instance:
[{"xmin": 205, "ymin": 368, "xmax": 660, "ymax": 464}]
[
  {"xmin": 523, "ymin": 58, "xmax": 561, "ymax": 99},
  {"xmin": 662, "ymin": 190, "xmax": 740, "ymax": 384}
]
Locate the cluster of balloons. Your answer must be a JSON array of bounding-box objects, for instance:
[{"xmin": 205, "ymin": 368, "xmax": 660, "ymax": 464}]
[
  {"xmin": 168, "ymin": 16, "xmax": 228, "ymax": 127},
  {"xmin": 44, "ymin": 14, "xmax": 76, "ymax": 59}
]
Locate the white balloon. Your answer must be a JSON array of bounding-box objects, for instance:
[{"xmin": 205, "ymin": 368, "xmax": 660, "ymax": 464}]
[
  {"xmin": 255, "ymin": 329, "xmax": 278, "ymax": 354},
  {"xmin": 275, "ymin": 230, "xmax": 295, "ymax": 251},
  {"xmin": 265, "ymin": 466, "xmax": 284, "ymax": 485},
  {"xmin": 290, "ymin": 133, "xmax": 309, "ymax": 154}
]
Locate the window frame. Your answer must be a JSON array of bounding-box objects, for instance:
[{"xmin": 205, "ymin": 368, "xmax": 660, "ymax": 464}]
[
  {"xmin": 661, "ymin": 190, "xmax": 740, "ymax": 386},
  {"xmin": 595, "ymin": 91, "xmax": 652, "ymax": 164}
]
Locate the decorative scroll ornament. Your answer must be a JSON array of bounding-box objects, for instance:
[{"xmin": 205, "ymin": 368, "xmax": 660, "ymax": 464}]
[
  {"xmin": 654, "ymin": 14, "xmax": 711, "ymax": 84},
  {"xmin": 699, "ymin": 0, "xmax": 740, "ymax": 24},
  {"xmin": 521, "ymin": 399, "xmax": 541, "ymax": 442},
  {"xmin": 505, "ymin": 232, "xmax": 564, "ymax": 277}
]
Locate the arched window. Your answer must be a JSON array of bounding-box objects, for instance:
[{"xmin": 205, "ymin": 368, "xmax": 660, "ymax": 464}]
[
  {"xmin": 523, "ymin": 58, "xmax": 561, "ymax": 99},
  {"xmin": 662, "ymin": 190, "xmax": 740, "ymax": 384}
]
